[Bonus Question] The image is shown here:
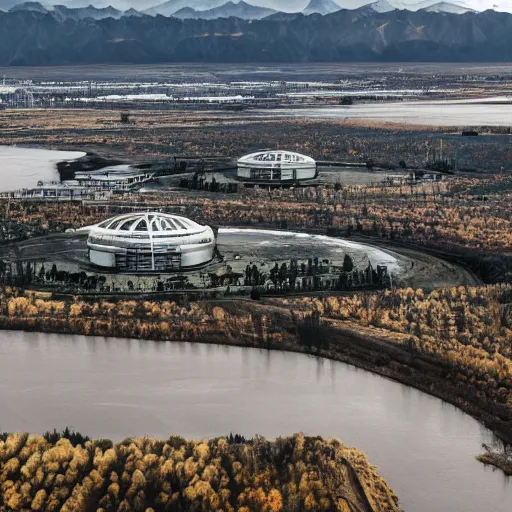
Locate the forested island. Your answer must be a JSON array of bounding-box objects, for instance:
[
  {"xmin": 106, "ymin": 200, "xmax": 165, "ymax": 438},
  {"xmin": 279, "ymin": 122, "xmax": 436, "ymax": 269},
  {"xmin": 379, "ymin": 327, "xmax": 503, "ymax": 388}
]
[{"xmin": 0, "ymin": 431, "xmax": 399, "ymax": 512}]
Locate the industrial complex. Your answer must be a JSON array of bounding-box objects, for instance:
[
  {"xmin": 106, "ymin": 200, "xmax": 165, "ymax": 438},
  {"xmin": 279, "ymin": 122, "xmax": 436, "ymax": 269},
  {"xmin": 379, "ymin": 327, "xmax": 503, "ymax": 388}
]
[
  {"xmin": 0, "ymin": 148, "xmax": 454, "ymax": 297},
  {"xmin": 0, "ymin": 147, "xmax": 443, "ymax": 203}
]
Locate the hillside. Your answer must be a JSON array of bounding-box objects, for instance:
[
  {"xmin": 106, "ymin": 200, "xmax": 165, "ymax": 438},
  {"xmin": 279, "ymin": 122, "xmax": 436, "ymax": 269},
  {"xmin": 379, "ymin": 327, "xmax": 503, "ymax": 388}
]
[{"xmin": 0, "ymin": 8, "xmax": 512, "ymax": 64}]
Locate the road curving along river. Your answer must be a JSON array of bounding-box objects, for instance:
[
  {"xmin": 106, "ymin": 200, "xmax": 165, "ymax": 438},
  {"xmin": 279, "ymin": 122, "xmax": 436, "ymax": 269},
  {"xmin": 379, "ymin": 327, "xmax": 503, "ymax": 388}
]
[{"xmin": 0, "ymin": 331, "xmax": 510, "ymax": 512}]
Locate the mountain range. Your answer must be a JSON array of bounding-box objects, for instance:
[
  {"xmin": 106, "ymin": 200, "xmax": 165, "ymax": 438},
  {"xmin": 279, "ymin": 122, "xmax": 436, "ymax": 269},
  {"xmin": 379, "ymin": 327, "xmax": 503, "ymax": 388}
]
[
  {"xmin": 0, "ymin": 7, "xmax": 511, "ymax": 65},
  {"xmin": 1, "ymin": 0, "xmax": 512, "ymax": 16},
  {"xmin": 8, "ymin": 2, "xmax": 129, "ymax": 19}
]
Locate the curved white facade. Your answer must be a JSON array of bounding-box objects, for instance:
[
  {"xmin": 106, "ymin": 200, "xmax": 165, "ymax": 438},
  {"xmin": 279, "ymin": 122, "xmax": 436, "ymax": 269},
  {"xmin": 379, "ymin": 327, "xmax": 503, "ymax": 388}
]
[
  {"xmin": 237, "ymin": 150, "xmax": 317, "ymax": 182},
  {"xmin": 87, "ymin": 212, "xmax": 215, "ymax": 272}
]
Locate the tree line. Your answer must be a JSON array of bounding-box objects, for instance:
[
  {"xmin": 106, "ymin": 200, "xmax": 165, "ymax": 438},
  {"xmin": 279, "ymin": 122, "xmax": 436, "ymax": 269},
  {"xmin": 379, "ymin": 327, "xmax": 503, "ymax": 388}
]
[{"xmin": 289, "ymin": 285, "xmax": 512, "ymax": 412}]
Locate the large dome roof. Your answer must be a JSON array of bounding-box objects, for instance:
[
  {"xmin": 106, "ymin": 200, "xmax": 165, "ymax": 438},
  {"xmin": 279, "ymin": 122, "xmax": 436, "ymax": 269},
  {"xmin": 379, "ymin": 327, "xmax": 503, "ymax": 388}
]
[
  {"xmin": 87, "ymin": 212, "xmax": 215, "ymax": 271},
  {"xmin": 92, "ymin": 212, "xmax": 206, "ymax": 236},
  {"xmin": 238, "ymin": 150, "xmax": 315, "ymax": 166}
]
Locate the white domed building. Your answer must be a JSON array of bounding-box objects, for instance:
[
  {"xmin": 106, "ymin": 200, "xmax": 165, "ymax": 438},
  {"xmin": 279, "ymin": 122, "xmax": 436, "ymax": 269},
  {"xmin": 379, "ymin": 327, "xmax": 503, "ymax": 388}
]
[
  {"xmin": 237, "ymin": 150, "xmax": 317, "ymax": 182},
  {"xmin": 87, "ymin": 212, "xmax": 215, "ymax": 272}
]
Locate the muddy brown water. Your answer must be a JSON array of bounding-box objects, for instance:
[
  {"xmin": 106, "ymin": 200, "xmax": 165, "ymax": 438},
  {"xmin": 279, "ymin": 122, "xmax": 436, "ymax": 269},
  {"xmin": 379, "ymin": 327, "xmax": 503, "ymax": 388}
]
[{"xmin": 0, "ymin": 331, "xmax": 510, "ymax": 512}]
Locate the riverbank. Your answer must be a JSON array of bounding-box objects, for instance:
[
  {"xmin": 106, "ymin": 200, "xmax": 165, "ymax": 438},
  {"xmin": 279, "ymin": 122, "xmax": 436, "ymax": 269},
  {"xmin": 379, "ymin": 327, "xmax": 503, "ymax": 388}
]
[
  {"xmin": 1, "ymin": 286, "xmax": 511, "ymax": 455},
  {"xmin": 7, "ymin": 307, "xmax": 510, "ymax": 441},
  {"xmin": 0, "ymin": 431, "xmax": 399, "ymax": 512},
  {"xmin": 315, "ymin": 320, "xmax": 512, "ymax": 444}
]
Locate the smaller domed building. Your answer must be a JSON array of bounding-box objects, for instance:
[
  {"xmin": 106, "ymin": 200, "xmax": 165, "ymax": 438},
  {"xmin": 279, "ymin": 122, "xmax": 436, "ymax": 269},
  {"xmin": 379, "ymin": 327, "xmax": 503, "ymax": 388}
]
[
  {"xmin": 87, "ymin": 212, "xmax": 215, "ymax": 272},
  {"xmin": 237, "ymin": 150, "xmax": 317, "ymax": 182}
]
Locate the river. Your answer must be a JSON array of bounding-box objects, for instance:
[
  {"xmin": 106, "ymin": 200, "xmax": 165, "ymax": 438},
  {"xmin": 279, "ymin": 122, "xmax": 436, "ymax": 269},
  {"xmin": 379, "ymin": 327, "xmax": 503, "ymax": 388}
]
[
  {"xmin": 0, "ymin": 331, "xmax": 510, "ymax": 512},
  {"xmin": 0, "ymin": 146, "xmax": 85, "ymax": 191}
]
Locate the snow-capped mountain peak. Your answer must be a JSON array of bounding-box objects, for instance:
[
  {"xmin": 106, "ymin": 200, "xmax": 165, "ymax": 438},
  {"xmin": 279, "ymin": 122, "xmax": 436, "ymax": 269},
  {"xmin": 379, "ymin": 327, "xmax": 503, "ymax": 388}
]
[
  {"xmin": 366, "ymin": 0, "xmax": 396, "ymax": 11},
  {"xmin": 421, "ymin": 1, "xmax": 476, "ymax": 13},
  {"xmin": 302, "ymin": 0, "xmax": 343, "ymax": 15},
  {"xmin": 386, "ymin": 0, "xmax": 480, "ymax": 11}
]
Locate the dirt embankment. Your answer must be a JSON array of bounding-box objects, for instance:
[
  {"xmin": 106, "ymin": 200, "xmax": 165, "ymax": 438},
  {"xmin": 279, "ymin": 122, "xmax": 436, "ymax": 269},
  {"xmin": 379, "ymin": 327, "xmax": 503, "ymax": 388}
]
[
  {"xmin": 353, "ymin": 238, "xmax": 483, "ymax": 289},
  {"xmin": 321, "ymin": 320, "xmax": 512, "ymax": 444},
  {"xmin": 355, "ymin": 235, "xmax": 510, "ymax": 285}
]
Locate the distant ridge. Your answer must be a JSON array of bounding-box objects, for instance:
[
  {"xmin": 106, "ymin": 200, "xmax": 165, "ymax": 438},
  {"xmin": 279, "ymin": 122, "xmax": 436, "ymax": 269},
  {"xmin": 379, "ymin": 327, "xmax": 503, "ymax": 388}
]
[
  {"xmin": 173, "ymin": 1, "xmax": 277, "ymax": 20},
  {"xmin": 9, "ymin": 1, "xmax": 48, "ymax": 12},
  {"xmin": 144, "ymin": 0, "xmax": 227, "ymax": 17},
  {"xmin": 4, "ymin": 1, "xmax": 146, "ymax": 19},
  {"xmin": 123, "ymin": 7, "xmax": 144, "ymax": 16},
  {"xmin": 2, "ymin": 6, "xmax": 512, "ymax": 64},
  {"xmin": 52, "ymin": 4, "xmax": 124, "ymax": 20}
]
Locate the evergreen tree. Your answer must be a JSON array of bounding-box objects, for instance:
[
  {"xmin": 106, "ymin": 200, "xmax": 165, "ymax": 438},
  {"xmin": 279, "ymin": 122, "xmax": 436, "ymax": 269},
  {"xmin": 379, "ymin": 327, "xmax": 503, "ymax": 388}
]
[{"xmin": 343, "ymin": 254, "xmax": 354, "ymax": 273}]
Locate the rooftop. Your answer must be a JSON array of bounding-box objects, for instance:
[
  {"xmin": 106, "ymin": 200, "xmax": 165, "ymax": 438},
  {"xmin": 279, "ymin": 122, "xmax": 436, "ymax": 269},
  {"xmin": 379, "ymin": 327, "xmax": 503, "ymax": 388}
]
[
  {"xmin": 91, "ymin": 212, "xmax": 207, "ymax": 236},
  {"xmin": 238, "ymin": 150, "xmax": 315, "ymax": 164}
]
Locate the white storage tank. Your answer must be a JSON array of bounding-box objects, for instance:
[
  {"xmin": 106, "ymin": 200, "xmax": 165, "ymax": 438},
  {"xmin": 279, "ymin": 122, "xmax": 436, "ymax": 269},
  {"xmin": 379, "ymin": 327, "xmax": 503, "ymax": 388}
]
[
  {"xmin": 237, "ymin": 150, "xmax": 317, "ymax": 182},
  {"xmin": 87, "ymin": 212, "xmax": 215, "ymax": 272}
]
